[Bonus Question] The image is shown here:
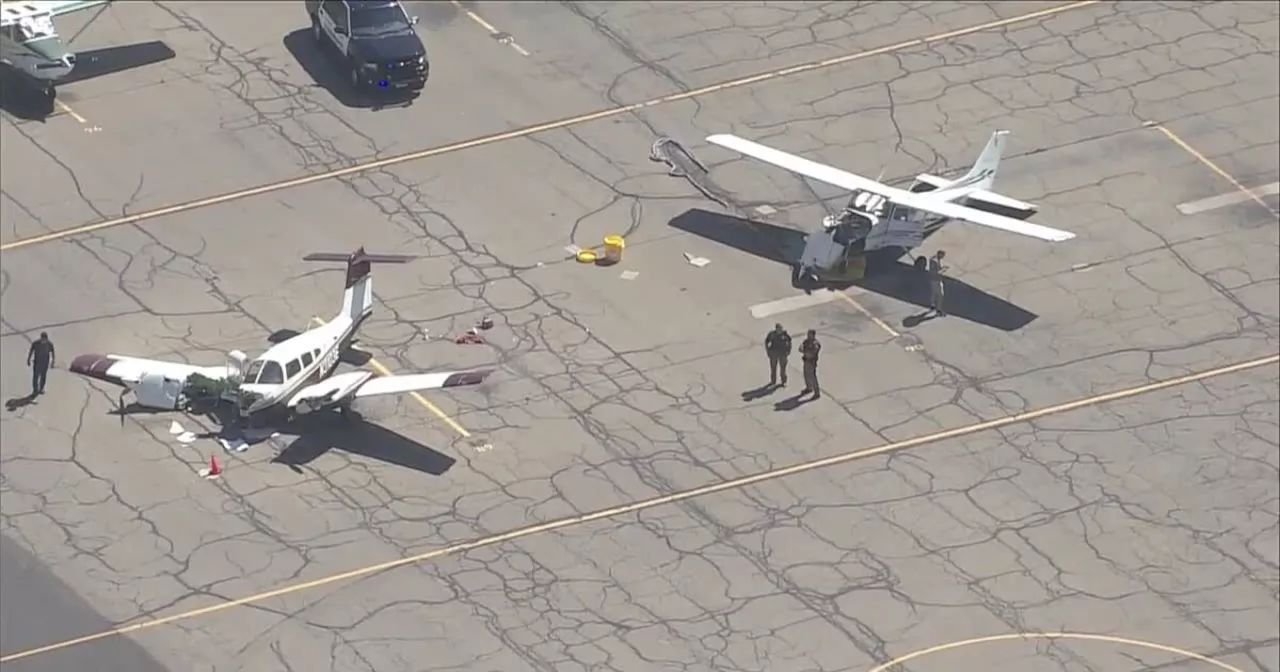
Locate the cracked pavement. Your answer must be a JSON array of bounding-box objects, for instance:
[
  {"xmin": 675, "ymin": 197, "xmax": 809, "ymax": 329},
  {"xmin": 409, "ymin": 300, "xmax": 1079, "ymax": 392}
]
[{"xmin": 1, "ymin": 1, "xmax": 1277, "ymax": 670}]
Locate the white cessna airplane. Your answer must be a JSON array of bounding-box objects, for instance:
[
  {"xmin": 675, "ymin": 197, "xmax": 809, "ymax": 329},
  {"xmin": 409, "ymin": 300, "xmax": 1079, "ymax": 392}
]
[
  {"xmin": 70, "ymin": 248, "xmax": 494, "ymax": 425},
  {"xmin": 704, "ymin": 131, "xmax": 1076, "ymax": 283},
  {"xmin": 1, "ymin": 0, "xmax": 110, "ymax": 98}
]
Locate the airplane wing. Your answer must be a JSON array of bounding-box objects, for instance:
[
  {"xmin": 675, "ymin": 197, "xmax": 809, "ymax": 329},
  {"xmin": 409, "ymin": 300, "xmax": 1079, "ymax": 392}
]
[
  {"xmin": 353, "ymin": 369, "xmax": 495, "ymax": 399},
  {"xmin": 705, "ymin": 134, "xmax": 1075, "ymax": 243},
  {"xmin": 69, "ymin": 353, "xmax": 229, "ymax": 387}
]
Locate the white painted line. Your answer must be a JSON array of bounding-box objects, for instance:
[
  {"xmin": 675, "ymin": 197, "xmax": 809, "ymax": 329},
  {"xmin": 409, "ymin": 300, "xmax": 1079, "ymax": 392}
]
[
  {"xmin": 749, "ymin": 290, "xmax": 843, "ymax": 319},
  {"xmin": 1177, "ymin": 182, "xmax": 1279, "ymax": 215}
]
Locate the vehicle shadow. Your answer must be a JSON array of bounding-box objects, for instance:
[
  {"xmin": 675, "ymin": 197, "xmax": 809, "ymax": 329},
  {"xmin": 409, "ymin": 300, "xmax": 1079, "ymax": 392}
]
[
  {"xmin": 283, "ymin": 29, "xmax": 418, "ymax": 110},
  {"xmin": 669, "ymin": 208, "xmax": 1039, "ymax": 332}
]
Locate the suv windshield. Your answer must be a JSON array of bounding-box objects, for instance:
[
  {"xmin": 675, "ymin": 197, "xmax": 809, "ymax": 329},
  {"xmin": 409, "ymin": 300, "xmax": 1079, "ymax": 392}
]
[{"xmin": 350, "ymin": 6, "xmax": 411, "ymax": 36}]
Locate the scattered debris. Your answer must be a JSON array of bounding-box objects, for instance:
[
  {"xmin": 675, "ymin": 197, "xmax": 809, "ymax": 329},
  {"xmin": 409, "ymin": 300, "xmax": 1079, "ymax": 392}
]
[
  {"xmin": 683, "ymin": 252, "xmax": 711, "ymax": 268},
  {"xmin": 455, "ymin": 329, "xmax": 485, "ymax": 345},
  {"xmin": 169, "ymin": 421, "xmax": 185, "ymax": 436},
  {"xmin": 650, "ymin": 136, "xmax": 730, "ymax": 206},
  {"xmin": 198, "ymin": 455, "xmax": 222, "ymax": 479},
  {"xmin": 176, "ymin": 432, "xmax": 198, "ymax": 445},
  {"xmin": 477, "ymin": 316, "xmax": 494, "ymax": 331},
  {"xmin": 754, "ymin": 204, "xmax": 777, "ymax": 217},
  {"xmin": 564, "ymin": 244, "xmax": 582, "ymax": 256},
  {"xmin": 620, "ymin": 270, "xmax": 639, "ymax": 280},
  {"xmin": 219, "ymin": 437, "xmax": 249, "ymax": 453}
]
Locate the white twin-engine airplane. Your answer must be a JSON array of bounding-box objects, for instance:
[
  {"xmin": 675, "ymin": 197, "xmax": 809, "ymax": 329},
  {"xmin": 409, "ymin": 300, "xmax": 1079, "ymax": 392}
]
[
  {"xmin": 704, "ymin": 131, "xmax": 1076, "ymax": 283},
  {"xmin": 69, "ymin": 248, "xmax": 494, "ymax": 424}
]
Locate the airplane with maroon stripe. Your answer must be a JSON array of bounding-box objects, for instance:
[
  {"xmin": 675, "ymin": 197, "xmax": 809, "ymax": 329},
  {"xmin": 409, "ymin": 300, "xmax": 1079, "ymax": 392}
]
[{"xmin": 70, "ymin": 248, "xmax": 494, "ymax": 420}]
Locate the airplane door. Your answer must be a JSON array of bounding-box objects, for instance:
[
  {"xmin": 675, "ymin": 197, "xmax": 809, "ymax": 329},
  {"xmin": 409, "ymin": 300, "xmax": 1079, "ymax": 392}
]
[
  {"xmin": 879, "ymin": 206, "xmax": 927, "ymax": 250},
  {"xmin": 134, "ymin": 372, "xmax": 183, "ymax": 410}
]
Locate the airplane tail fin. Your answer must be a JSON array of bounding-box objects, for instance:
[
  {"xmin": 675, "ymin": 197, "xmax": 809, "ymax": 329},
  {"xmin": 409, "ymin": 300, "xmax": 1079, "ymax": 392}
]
[
  {"xmin": 959, "ymin": 130, "xmax": 1008, "ymax": 191},
  {"xmin": 303, "ymin": 248, "xmax": 413, "ymax": 323}
]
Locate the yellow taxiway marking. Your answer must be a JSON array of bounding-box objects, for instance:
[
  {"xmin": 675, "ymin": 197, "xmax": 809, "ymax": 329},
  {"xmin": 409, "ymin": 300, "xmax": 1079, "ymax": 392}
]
[
  {"xmin": 54, "ymin": 99, "xmax": 87, "ymax": 124},
  {"xmin": 837, "ymin": 292, "xmax": 901, "ymax": 339},
  {"xmin": 0, "ymin": 0, "xmax": 1100, "ymax": 253},
  {"xmin": 309, "ymin": 317, "xmax": 472, "ymax": 438},
  {"xmin": 867, "ymin": 632, "xmax": 1247, "ymax": 672},
  {"xmin": 2, "ymin": 349, "xmax": 1272, "ymax": 664},
  {"xmin": 450, "ymin": 0, "xmax": 530, "ymax": 56},
  {"xmin": 1146, "ymin": 121, "xmax": 1280, "ymax": 219}
]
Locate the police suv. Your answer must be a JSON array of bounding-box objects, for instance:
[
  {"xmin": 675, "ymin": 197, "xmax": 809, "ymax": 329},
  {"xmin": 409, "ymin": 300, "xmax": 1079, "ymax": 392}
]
[{"xmin": 305, "ymin": 0, "xmax": 428, "ymax": 92}]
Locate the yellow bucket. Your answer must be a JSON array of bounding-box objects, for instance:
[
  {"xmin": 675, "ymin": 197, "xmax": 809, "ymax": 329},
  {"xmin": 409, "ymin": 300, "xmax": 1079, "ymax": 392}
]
[
  {"xmin": 602, "ymin": 235, "xmax": 625, "ymax": 264},
  {"xmin": 576, "ymin": 249, "xmax": 599, "ymax": 264}
]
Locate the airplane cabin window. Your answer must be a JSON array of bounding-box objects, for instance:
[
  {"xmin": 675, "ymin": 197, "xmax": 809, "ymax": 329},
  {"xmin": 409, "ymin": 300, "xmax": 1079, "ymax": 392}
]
[
  {"xmin": 256, "ymin": 361, "xmax": 284, "ymax": 385},
  {"xmin": 301, "ymin": 352, "xmax": 314, "ymax": 367},
  {"xmin": 285, "ymin": 359, "xmax": 302, "ymax": 379}
]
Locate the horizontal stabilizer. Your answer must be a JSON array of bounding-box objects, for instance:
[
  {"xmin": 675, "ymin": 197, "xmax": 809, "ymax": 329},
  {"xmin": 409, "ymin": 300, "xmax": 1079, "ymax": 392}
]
[
  {"xmin": 267, "ymin": 328, "xmax": 302, "ymax": 344},
  {"xmin": 963, "ymin": 189, "xmax": 1037, "ymax": 221},
  {"xmin": 354, "ymin": 368, "xmax": 495, "ymax": 399}
]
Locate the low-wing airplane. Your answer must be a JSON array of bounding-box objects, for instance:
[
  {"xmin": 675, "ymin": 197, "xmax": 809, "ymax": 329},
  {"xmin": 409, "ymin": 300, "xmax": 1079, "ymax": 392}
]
[
  {"xmin": 69, "ymin": 248, "xmax": 495, "ymax": 426},
  {"xmin": 1, "ymin": 0, "xmax": 111, "ymax": 98},
  {"xmin": 703, "ymin": 131, "xmax": 1076, "ymax": 285}
]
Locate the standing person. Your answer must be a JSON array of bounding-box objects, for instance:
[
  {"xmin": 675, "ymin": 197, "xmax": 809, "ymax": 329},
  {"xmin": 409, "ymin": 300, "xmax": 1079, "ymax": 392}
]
[
  {"xmin": 27, "ymin": 332, "xmax": 55, "ymax": 396},
  {"xmin": 928, "ymin": 250, "xmax": 947, "ymax": 317},
  {"xmin": 799, "ymin": 329, "xmax": 821, "ymax": 399},
  {"xmin": 764, "ymin": 323, "xmax": 792, "ymax": 387}
]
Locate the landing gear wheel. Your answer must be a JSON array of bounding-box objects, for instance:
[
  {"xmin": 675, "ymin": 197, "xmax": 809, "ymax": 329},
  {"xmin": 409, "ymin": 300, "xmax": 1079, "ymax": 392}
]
[
  {"xmin": 349, "ymin": 65, "xmax": 361, "ymax": 90},
  {"xmin": 43, "ymin": 85, "xmax": 55, "ymax": 101},
  {"xmin": 311, "ymin": 14, "xmax": 322, "ymax": 43}
]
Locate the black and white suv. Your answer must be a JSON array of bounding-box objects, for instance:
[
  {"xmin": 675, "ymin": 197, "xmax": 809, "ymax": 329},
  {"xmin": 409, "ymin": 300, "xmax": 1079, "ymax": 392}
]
[{"xmin": 305, "ymin": 0, "xmax": 428, "ymax": 92}]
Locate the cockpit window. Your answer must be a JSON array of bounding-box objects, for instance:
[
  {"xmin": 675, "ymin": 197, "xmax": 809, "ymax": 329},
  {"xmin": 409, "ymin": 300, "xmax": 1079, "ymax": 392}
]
[
  {"xmin": 255, "ymin": 361, "xmax": 284, "ymax": 385},
  {"xmin": 244, "ymin": 360, "xmax": 264, "ymax": 382},
  {"xmin": 16, "ymin": 16, "xmax": 56, "ymax": 42}
]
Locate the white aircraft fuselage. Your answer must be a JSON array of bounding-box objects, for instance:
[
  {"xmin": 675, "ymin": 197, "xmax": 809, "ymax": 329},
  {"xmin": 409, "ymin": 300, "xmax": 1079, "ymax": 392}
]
[
  {"xmin": 0, "ymin": 2, "xmax": 90, "ymax": 91},
  {"xmin": 237, "ymin": 313, "xmax": 362, "ymax": 417}
]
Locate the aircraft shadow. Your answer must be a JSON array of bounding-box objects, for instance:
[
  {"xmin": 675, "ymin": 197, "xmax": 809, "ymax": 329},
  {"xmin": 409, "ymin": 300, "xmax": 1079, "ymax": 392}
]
[
  {"xmin": 0, "ymin": 41, "xmax": 175, "ymax": 122},
  {"xmin": 283, "ymin": 29, "xmax": 418, "ymax": 110},
  {"xmin": 670, "ymin": 208, "xmax": 1038, "ymax": 332},
  {"xmin": 268, "ymin": 412, "xmax": 456, "ymax": 476}
]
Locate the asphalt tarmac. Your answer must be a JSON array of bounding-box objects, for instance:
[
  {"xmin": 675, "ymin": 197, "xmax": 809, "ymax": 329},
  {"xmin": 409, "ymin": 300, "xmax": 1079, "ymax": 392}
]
[{"xmin": 0, "ymin": 534, "xmax": 169, "ymax": 672}]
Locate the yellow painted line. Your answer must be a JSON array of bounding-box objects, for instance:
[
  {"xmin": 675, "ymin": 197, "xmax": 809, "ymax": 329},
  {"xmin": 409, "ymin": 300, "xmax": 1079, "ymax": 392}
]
[
  {"xmin": 837, "ymin": 292, "xmax": 901, "ymax": 339},
  {"xmin": 0, "ymin": 0, "xmax": 1101, "ymax": 253},
  {"xmin": 866, "ymin": 632, "xmax": 1246, "ymax": 672},
  {"xmin": 2, "ymin": 349, "xmax": 1272, "ymax": 664},
  {"xmin": 309, "ymin": 317, "xmax": 472, "ymax": 438},
  {"xmin": 450, "ymin": 0, "xmax": 498, "ymax": 34},
  {"xmin": 54, "ymin": 99, "xmax": 87, "ymax": 124},
  {"xmin": 1145, "ymin": 121, "xmax": 1280, "ymax": 218}
]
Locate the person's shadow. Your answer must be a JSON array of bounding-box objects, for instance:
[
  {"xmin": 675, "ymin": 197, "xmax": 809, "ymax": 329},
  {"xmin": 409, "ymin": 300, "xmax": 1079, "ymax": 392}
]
[
  {"xmin": 741, "ymin": 384, "xmax": 778, "ymax": 401},
  {"xmin": 6, "ymin": 393, "xmax": 37, "ymax": 411},
  {"xmin": 774, "ymin": 392, "xmax": 818, "ymax": 411}
]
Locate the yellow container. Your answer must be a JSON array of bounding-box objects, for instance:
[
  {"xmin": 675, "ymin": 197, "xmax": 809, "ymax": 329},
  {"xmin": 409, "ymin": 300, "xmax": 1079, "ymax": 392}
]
[
  {"xmin": 576, "ymin": 249, "xmax": 599, "ymax": 264},
  {"xmin": 603, "ymin": 235, "xmax": 625, "ymax": 264}
]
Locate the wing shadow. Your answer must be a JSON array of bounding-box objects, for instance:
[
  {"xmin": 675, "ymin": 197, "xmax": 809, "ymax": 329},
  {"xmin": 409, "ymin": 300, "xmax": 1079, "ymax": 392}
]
[
  {"xmin": 670, "ymin": 208, "xmax": 1038, "ymax": 332},
  {"xmin": 283, "ymin": 29, "xmax": 418, "ymax": 110},
  {"xmin": 1, "ymin": 41, "xmax": 175, "ymax": 122},
  {"xmin": 267, "ymin": 412, "xmax": 456, "ymax": 476}
]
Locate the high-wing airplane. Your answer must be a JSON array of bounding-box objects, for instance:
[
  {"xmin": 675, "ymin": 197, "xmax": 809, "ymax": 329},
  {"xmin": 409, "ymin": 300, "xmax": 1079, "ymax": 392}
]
[
  {"xmin": 69, "ymin": 248, "xmax": 495, "ymax": 426},
  {"xmin": 1, "ymin": 0, "xmax": 112, "ymax": 98},
  {"xmin": 703, "ymin": 131, "xmax": 1076, "ymax": 285}
]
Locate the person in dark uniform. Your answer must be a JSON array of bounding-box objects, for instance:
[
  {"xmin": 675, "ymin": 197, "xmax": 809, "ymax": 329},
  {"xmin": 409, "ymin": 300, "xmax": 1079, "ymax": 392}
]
[
  {"xmin": 799, "ymin": 329, "xmax": 821, "ymax": 398},
  {"xmin": 928, "ymin": 250, "xmax": 947, "ymax": 316},
  {"xmin": 764, "ymin": 323, "xmax": 792, "ymax": 387},
  {"xmin": 27, "ymin": 332, "xmax": 55, "ymax": 396}
]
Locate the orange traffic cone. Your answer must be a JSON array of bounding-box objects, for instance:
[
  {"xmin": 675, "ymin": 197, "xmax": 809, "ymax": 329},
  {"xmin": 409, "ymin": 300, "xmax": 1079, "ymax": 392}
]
[{"xmin": 199, "ymin": 455, "xmax": 222, "ymax": 480}]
